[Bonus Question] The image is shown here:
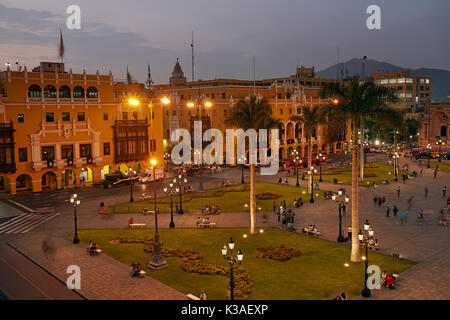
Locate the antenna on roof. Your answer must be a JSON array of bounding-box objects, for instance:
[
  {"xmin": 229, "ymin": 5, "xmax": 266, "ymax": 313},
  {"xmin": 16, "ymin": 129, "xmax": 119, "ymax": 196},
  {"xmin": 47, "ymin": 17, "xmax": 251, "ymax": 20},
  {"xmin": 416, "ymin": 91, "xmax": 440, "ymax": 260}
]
[{"xmin": 191, "ymin": 31, "xmax": 194, "ymax": 82}]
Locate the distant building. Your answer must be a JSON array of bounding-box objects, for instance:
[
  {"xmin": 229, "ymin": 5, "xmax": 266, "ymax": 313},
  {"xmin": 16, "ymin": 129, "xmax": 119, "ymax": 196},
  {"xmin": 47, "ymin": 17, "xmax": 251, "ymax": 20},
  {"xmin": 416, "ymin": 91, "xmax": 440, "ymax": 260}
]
[
  {"xmin": 371, "ymin": 70, "xmax": 432, "ymax": 118},
  {"xmin": 154, "ymin": 60, "xmax": 352, "ymax": 160},
  {"xmin": 419, "ymin": 101, "xmax": 449, "ymax": 152},
  {"xmin": 0, "ymin": 62, "xmax": 163, "ymax": 194}
]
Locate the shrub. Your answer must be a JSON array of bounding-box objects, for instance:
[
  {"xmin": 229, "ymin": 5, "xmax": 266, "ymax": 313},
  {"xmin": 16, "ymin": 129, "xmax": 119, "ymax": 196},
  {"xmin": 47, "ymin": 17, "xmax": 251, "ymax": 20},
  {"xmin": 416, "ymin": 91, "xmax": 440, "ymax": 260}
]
[
  {"xmin": 256, "ymin": 244, "xmax": 301, "ymax": 262},
  {"xmin": 119, "ymin": 236, "xmax": 253, "ymax": 297},
  {"xmin": 256, "ymin": 192, "xmax": 281, "ymax": 200}
]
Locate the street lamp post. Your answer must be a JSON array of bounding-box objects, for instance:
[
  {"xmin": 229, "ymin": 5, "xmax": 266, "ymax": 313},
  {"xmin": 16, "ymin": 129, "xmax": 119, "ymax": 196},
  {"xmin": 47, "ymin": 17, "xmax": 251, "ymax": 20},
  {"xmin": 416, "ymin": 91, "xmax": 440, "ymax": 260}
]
[
  {"xmin": 148, "ymin": 188, "xmax": 168, "ymax": 269},
  {"xmin": 427, "ymin": 143, "xmax": 431, "ymax": 168},
  {"xmin": 221, "ymin": 237, "xmax": 244, "ymax": 301},
  {"xmin": 359, "ymin": 220, "xmax": 375, "ymax": 298},
  {"xmin": 332, "ymin": 189, "xmax": 349, "ymax": 242},
  {"xmin": 393, "ymin": 152, "xmax": 399, "ymax": 182},
  {"xmin": 316, "ymin": 153, "xmax": 324, "ymax": 182},
  {"xmin": 239, "ymin": 155, "xmax": 246, "ymax": 184},
  {"xmin": 173, "ymin": 174, "xmax": 188, "ymax": 214},
  {"xmin": 70, "ymin": 194, "xmax": 80, "ymax": 244},
  {"xmin": 293, "ymin": 152, "xmax": 302, "ymax": 187},
  {"xmin": 163, "ymin": 182, "xmax": 179, "ymax": 228},
  {"xmin": 126, "ymin": 167, "xmax": 137, "ymax": 202},
  {"xmin": 307, "ymin": 166, "xmax": 317, "ymax": 203},
  {"xmin": 436, "ymin": 139, "xmax": 445, "ymax": 163}
]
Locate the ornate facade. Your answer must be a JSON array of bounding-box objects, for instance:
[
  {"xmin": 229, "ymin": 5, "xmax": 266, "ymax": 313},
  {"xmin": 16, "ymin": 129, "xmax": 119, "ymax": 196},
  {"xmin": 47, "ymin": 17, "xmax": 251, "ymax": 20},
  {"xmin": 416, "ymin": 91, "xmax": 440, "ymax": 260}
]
[
  {"xmin": 419, "ymin": 101, "xmax": 450, "ymax": 152},
  {"xmin": 154, "ymin": 62, "xmax": 352, "ymax": 160},
  {"xmin": 0, "ymin": 62, "xmax": 164, "ymax": 194}
]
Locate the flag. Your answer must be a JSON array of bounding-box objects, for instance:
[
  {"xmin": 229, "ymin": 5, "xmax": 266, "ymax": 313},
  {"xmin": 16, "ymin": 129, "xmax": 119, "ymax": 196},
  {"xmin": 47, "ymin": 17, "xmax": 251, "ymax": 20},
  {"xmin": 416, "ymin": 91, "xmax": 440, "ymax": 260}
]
[
  {"xmin": 58, "ymin": 29, "xmax": 65, "ymax": 62},
  {"xmin": 126, "ymin": 66, "xmax": 133, "ymax": 84}
]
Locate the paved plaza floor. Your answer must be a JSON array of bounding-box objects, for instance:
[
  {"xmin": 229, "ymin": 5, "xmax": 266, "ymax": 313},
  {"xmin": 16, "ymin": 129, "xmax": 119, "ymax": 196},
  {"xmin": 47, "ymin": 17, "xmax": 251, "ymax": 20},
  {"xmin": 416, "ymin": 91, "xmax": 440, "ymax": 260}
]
[{"xmin": 0, "ymin": 157, "xmax": 449, "ymax": 300}]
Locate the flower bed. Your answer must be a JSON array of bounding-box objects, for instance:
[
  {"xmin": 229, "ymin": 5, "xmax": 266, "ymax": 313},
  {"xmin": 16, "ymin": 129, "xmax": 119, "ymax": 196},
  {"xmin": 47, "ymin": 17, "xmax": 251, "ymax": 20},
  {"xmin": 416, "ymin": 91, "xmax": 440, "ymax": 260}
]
[
  {"xmin": 256, "ymin": 192, "xmax": 281, "ymax": 200},
  {"xmin": 256, "ymin": 244, "xmax": 301, "ymax": 262},
  {"xmin": 119, "ymin": 236, "xmax": 253, "ymax": 297}
]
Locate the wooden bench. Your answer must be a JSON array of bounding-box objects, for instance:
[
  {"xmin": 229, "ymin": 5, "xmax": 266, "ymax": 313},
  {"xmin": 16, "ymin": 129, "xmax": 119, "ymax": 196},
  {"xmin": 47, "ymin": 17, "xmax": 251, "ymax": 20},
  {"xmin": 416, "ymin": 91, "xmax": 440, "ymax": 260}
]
[
  {"xmin": 129, "ymin": 223, "xmax": 146, "ymax": 228},
  {"xmin": 302, "ymin": 228, "xmax": 320, "ymax": 236},
  {"xmin": 196, "ymin": 222, "xmax": 216, "ymax": 228},
  {"xmin": 186, "ymin": 294, "xmax": 201, "ymax": 300},
  {"xmin": 142, "ymin": 210, "xmax": 155, "ymax": 215}
]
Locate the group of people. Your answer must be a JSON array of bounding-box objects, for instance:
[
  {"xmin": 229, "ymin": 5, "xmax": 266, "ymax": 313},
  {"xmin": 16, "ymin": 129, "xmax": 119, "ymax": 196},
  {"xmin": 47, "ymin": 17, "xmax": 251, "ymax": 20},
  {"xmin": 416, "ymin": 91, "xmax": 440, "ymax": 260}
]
[
  {"xmin": 333, "ymin": 292, "xmax": 347, "ymax": 300},
  {"xmin": 277, "ymin": 177, "xmax": 289, "ymax": 184},
  {"xmin": 303, "ymin": 224, "xmax": 320, "ymax": 234},
  {"xmin": 201, "ymin": 204, "xmax": 220, "ymax": 215},
  {"xmin": 381, "ymin": 271, "xmax": 399, "ymax": 289},
  {"xmin": 87, "ymin": 240, "xmax": 102, "ymax": 256},
  {"xmin": 131, "ymin": 262, "xmax": 144, "ymax": 277},
  {"xmin": 373, "ymin": 196, "xmax": 386, "ymax": 207},
  {"xmin": 196, "ymin": 216, "xmax": 213, "ymax": 227},
  {"xmin": 292, "ymin": 197, "xmax": 304, "ymax": 208}
]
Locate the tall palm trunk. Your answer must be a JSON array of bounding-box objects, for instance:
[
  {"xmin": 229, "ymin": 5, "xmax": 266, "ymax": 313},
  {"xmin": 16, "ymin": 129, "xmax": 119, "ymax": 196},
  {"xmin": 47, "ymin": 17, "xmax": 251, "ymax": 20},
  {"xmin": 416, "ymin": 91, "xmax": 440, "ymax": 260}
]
[
  {"xmin": 351, "ymin": 118, "xmax": 361, "ymax": 262},
  {"xmin": 360, "ymin": 119, "xmax": 364, "ymax": 181},
  {"xmin": 249, "ymin": 164, "xmax": 256, "ymax": 234},
  {"xmin": 308, "ymin": 136, "xmax": 312, "ymax": 193}
]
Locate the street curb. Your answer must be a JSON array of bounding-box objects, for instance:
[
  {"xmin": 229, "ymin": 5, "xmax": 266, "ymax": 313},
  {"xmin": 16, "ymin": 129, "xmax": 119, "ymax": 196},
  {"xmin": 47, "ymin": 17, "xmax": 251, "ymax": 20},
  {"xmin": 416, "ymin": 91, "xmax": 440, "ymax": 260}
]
[{"xmin": 5, "ymin": 242, "xmax": 88, "ymax": 300}]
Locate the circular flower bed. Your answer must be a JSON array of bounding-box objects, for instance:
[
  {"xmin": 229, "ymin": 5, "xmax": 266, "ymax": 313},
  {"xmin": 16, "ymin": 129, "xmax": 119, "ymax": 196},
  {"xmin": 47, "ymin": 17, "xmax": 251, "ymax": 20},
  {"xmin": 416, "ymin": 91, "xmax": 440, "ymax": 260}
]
[
  {"xmin": 256, "ymin": 244, "xmax": 301, "ymax": 262},
  {"xmin": 119, "ymin": 236, "xmax": 253, "ymax": 298},
  {"xmin": 256, "ymin": 192, "xmax": 281, "ymax": 200},
  {"xmin": 363, "ymin": 173, "xmax": 377, "ymax": 178}
]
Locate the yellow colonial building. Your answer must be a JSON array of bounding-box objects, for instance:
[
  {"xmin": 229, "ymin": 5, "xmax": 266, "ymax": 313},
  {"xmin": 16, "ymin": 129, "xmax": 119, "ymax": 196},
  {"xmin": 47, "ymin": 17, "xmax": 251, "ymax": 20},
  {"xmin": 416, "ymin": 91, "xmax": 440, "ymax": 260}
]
[
  {"xmin": 154, "ymin": 60, "xmax": 351, "ymax": 160},
  {"xmin": 0, "ymin": 62, "xmax": 164, "ymax": 194}
]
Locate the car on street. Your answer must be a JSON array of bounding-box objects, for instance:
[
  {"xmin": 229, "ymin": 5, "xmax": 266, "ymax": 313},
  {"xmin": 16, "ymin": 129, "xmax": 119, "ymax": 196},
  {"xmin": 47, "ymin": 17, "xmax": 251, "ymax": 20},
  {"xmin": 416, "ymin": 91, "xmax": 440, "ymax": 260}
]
[{"xmin": 415, "ymin": 151, "xmax": 432, "ymax": 159}]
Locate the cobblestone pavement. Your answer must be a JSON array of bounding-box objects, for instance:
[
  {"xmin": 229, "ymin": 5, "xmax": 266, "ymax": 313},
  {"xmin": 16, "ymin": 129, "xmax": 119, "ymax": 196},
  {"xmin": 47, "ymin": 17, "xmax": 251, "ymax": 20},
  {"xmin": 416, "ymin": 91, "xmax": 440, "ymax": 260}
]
[{"xmin": 2, "ymin": 157, "xmax": 449, "ymax": 300}]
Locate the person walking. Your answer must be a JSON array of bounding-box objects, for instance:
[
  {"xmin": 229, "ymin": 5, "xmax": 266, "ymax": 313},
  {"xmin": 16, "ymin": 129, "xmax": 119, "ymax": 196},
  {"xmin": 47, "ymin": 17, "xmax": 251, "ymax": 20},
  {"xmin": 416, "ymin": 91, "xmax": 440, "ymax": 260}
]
[
  {"xmin": 273, "ymin": 201, "xmax": 276, "ymax": 212},
  {"xmin": 386, "ymin": 206, "xmax": 390, "ymax": 218},
  {"xmin": 396, "ymin": 186, "xmax": 400, "ymax": 198},
  {"xmin": 373, "ymin": 196, "xmax": 378, "ymax": 207},
  {"xmin": 378, "ymin": 197, "xmax": 382, "ymax": 207},
  {"xmin": 434, "ymin": 168, "xmax": 438, "ymax": 179},
  {"xmin": 443, "ymin": 186, "xmax": 447, "ymax": 197},
  {"xmin": 393, "ymin": 205, "xmax": 398, "ymax": 217},
  {"xmin": 424, "ymin": 186, "xmax": 429, "ymax": 198}
]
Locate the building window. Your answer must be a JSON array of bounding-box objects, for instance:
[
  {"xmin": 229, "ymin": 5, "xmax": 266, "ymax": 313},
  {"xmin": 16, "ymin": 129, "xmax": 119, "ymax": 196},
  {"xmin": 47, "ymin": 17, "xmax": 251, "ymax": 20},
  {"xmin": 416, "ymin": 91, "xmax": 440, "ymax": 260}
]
[
  {"xmin": 18, "ymin": 114, "xmax": 24, "ymax": 123},
  {"xmin": 132, "ymin": 112, "xmax": 138, "ymax": 120},
  {"xmin": 123, "ymin": 112, "xmax": 128, "ymax": 120},
  {"xmin": 222, "ymin": 92, "xmax": 226, "ymax": 99},
  {"xmin": 279, "ymin": 109, "xmax": 283, "ymax": 115},
  {"xmin": 80, "ymin": 144, "xmax": 92, "ymax": 157},
  {"xmin": 286, "ymin": 93, "xmax": 291, "ymax": 99},
  {"xmin": 103, "ymin": 142, "xmax": 111, "ymax": 155},
  {"xmin": 59, "ymin": 85, "xmax": 71, "ymax": 98},
  {"xmin": 151, "ymin": 112, "xmax": 154, "ymax": 120},
  {"xmin": 441, "ymin": 126, "xmax": 448, "ymax": 137},
  {"xmin": 61, "ymin": 145, "xmax": 74, "ymax": 159},
  {"xmin": 288, "ymin": 109, "xmax": 292, "ymax": 114},
  {"xmin": 62, "ymin": 112, "xmax": 70, "ymax": 122},
  {"xmin": 28, "ymin": 85, "xmax": 42, "ymax": 98},
  {"xmin": 44, "ymin": 85, "xmax": 57, "ymax": 98},
  {"xmin": 46, "ymin": 112, "xmax": 55, "ymax": 122},
  {"xmin": 73, "ymin": 86, "xmax": 85, "ymax": 98},
  {"xmin": 78, "ymin": 112, "xmax": 85, "ymax": 121},
  {"xmin": 18, "ymin": 148, "xmax": 27, "ymax": 162},
  {"xmin": 150, "ymin": 139, "xmax": 156, "ymax": 152},
  {"xmin": 224, "ymin": 109, "xmax": 227, "ymax": 116},
  {"xmin": 277, "ymin": 93, "xmax": 282, "ymax": 99},
  {"xmin": 86, "ymin": 86, "xmax": 98, "ymax": 99},
  {"xmin": 41, "ymin": 146, "xmax": 55, "ymax": 161},
  {"xmin": 103, "ymin": 112, "xmax": 108, "ymax": 120}
]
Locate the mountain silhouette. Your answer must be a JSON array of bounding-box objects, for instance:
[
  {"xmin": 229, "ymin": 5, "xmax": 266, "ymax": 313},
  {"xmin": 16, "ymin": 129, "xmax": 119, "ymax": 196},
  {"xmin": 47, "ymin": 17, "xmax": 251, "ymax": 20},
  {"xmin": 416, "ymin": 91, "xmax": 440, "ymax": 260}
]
[{"xmin": 316, "ymin": 58, "xmax": 450, "ymax": 102}]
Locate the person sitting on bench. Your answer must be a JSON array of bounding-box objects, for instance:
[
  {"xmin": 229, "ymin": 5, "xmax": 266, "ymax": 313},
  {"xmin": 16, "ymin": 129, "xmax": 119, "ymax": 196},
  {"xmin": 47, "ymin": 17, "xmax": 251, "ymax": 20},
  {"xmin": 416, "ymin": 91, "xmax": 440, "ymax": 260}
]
[
  {"xmin": 131, "ymin": 262, "xmax": 143, "ymax": 277},
  {"xmin": 128, "ymin": 217, "xmax": 134, "ymax": 226}
]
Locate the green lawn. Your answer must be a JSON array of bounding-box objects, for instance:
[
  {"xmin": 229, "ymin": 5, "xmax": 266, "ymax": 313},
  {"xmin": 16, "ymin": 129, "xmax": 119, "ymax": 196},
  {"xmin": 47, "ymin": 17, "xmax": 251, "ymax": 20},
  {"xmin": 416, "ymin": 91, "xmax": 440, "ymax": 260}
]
[
  {"xmin": 422, "ymin": 161, "xmax": 450, "ymax": 174},
  {"xmin": 300, "ymin": 162, "xmax": 406, "ymax": 187},
  {"xmin": 113, "ymin": 182, "xmax": 324, "ymax": 214},
  {"xmin": 78, "ymin": 228, "xmax": 416, "ymax": 300}
]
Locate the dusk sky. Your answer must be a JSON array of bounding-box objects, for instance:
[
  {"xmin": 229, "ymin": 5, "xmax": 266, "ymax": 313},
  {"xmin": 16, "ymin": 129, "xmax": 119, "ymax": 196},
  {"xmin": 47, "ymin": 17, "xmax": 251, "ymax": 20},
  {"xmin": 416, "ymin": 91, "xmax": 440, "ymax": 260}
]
[{"xmin": 1, "ymin": 0, "xmax": 449, "ymax": 83}]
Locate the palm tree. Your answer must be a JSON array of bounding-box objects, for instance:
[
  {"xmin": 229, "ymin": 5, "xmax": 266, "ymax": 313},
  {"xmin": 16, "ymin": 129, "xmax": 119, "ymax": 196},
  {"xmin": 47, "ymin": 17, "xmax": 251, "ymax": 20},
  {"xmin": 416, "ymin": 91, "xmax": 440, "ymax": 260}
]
[
  {"xmin": 226, "ymin": 95, "xmax": 278, "ymax": 235},
  {"xmin": 290, "ymin": 105, "xmax": 328, "ymax": 193},
  {"xmin": 321, "ymin": 76, "xmax": 399, "ymax": 262}
]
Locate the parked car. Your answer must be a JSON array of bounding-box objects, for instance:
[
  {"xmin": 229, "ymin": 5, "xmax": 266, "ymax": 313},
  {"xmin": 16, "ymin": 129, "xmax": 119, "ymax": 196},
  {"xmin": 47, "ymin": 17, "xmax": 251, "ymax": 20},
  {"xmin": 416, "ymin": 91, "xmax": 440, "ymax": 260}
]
[
  {"xmin": 444, "ymin": 151, "xmax": 450, "ymax": 160},
  {"xmin": 415, "ymin": 151, "xmax": 432, "ymax": 159}
]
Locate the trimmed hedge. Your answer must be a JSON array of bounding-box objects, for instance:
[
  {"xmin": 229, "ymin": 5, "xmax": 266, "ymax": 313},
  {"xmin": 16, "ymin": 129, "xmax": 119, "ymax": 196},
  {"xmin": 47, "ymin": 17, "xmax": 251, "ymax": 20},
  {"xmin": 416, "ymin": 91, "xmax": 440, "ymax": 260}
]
[{"xmin": 119, "ymin": 236, "xmax": 253, "ymax": 297}]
